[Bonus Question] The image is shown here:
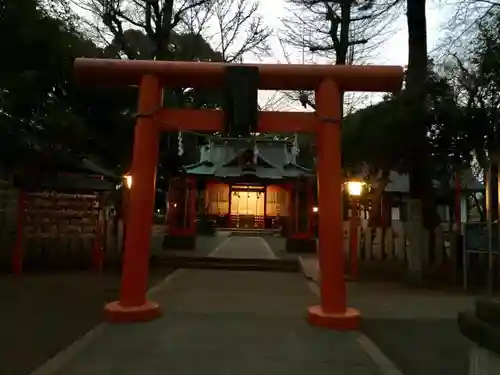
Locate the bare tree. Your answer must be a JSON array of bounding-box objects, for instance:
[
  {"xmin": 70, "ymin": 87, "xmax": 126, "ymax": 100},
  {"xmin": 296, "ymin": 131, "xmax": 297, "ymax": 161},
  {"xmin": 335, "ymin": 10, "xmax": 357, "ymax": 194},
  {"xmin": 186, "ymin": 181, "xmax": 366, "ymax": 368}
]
[
  {"xmin": 68, "ymin": 0, "xmax": 215, "ymax": 60},
  {"xmin": 182, "ymin": 0, "xmax": 271, "ymax": 62},
  {"xmin": 437, "ymin": 0, "xmax": 500, "ymax": 58},
  {"xmin": 71, "ymin": 0, "xmax": 268, "ymax": 62},
  {"xmin": 71, "ymin": 0, "xmax": 271, "ymax": 63},
  {"xmin": 279, "ymin": 0, "xmax": 402, "ymax": 113},
  {"xmin": 276, "ymin": 37, "xmax": 373, "ymax": 116},
  {"xmin": 281, "ymin": 0, "xmax": 402, "ymax": 65},
  {"xmin": 259, "ymin": 91, "xmax": 289, "ymax": 111}
]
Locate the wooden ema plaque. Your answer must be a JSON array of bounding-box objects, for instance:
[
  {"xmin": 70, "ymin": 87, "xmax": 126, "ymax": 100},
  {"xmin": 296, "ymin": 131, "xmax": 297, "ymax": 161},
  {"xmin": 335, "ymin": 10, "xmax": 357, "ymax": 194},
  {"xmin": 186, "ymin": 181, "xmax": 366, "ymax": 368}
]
[{"xmin": 21, "ymin": 192, "xmax": 103, "ymax": 270}]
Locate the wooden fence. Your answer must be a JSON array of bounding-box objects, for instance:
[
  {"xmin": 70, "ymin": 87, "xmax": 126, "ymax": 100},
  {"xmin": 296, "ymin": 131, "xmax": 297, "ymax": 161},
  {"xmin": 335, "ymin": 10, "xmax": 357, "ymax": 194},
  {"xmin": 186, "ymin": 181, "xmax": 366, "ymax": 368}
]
[{"xmin": 342, "ymin": 220, "xmax": 454, "ymax": 269}]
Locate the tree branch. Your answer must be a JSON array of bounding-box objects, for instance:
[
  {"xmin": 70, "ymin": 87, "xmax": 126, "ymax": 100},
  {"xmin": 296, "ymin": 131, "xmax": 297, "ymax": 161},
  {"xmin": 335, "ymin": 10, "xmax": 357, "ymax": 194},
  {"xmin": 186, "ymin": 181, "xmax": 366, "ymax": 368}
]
[
  {"xmin": 172, "ymin": 0, "xmax": 211, "ymax": 29},
  {"xmin": 310, "ymin": 38, "xmax": 367, "ymax": 51}
]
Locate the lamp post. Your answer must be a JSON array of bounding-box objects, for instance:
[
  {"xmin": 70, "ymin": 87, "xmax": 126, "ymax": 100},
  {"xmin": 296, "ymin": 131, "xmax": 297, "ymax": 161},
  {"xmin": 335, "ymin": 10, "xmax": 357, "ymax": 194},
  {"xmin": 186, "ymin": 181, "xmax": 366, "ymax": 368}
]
[{"xmin": 346, "ymin": 180, "xmax": 363, "ymax": 280}]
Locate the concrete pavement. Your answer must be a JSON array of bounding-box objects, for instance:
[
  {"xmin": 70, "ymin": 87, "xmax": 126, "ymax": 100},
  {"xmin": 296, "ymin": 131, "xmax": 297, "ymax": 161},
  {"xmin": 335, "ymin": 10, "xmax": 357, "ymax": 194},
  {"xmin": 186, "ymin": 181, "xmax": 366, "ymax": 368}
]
[
  {"xmin": 299, "ymin": 253, "xmax": 475, "ymax": 375},
  {"xmin": 31, "ymin": 237, "xmax": 390, "ymax": 375}
]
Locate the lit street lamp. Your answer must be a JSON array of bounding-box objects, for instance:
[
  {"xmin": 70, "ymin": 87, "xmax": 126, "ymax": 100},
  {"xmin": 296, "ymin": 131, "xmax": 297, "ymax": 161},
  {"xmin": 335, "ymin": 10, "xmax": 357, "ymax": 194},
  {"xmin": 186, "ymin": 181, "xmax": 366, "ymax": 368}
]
[
  {"xmin": 346, "ymin": 180, "xmax": 364, "ymax": 280},
  {"xmin": 124, "ymin": 174, "xmax": 132, "ymax": 189},
  {"xmin": 346, "ymin": 180, "xmax": 363, "ymax": 197}
]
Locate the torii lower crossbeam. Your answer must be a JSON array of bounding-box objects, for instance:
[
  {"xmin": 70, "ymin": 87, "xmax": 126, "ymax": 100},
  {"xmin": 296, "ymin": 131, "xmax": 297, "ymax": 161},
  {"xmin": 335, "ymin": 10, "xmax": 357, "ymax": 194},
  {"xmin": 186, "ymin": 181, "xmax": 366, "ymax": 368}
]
[{"xmin": 74, "ymin": 58, "xmax": 403, "ymax": 330}]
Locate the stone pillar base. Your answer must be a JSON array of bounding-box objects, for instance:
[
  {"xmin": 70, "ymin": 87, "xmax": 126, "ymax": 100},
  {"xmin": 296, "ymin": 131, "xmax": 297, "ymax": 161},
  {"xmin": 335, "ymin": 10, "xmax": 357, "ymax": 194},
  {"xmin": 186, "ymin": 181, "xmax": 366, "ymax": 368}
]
[
  {"xmin": 163, "ymin": 234, "xmax": 196, "ymax": 250},
  {"xmin": 308, "ymin": 305, "xmax": 360, "ymax": 331},
  {"xmin": 286, "ymin": 237, "xmax": 316, "ymax": 253},
  {"xmin": 459, "ymin": 298, "xmax": 500, "ymax": 375},
  {"xmin": 104, "ymin": 300, "xmax": 161, "ymax": 324}
]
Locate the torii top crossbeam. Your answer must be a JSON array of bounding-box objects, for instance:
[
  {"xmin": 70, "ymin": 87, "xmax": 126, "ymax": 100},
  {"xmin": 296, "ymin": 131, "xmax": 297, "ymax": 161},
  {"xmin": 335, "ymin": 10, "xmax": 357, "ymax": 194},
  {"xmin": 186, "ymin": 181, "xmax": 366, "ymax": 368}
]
[{"xmin": 74, "ymin": 58, "xmax": 404, "ymax": 92}]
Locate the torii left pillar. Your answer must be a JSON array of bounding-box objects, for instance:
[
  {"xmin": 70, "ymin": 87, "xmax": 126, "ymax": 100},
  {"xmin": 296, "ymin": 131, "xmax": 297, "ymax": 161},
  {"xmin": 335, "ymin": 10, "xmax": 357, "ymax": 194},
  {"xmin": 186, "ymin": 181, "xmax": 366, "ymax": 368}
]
[{"xmin": 104, "ymin": 75, "xmax": 163, "ymax": 322}]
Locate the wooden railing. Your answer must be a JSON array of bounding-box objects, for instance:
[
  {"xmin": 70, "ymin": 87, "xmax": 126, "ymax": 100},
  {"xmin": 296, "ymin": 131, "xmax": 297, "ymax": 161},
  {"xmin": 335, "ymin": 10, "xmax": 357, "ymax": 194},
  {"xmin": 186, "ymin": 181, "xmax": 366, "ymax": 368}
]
[{"xmin": 342, "ymin": 220, "xmax": 455, "ymax": 268}]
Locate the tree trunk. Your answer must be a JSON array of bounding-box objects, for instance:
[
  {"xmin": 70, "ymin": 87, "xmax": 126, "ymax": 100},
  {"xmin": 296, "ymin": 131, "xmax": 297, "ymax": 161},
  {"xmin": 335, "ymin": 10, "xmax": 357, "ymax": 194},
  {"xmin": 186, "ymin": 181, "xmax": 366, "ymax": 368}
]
[
  {"xmin": 406, "ymin": 0, "xmax": 428, "ymax": 285},
  {"xmin": 472, "ymin": 193, "xmax": 486, "ymax": 221}
]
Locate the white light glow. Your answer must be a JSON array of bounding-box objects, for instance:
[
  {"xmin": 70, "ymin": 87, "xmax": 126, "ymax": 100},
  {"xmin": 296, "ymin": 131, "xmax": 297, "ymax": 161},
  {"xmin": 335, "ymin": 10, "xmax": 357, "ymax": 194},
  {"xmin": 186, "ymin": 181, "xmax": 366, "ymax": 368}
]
[
  {"xmin": 124, "ymin": 175, "xmax": 132, "ymax": 189},
  {"xmin": 346, "ymin": 181, "xmax": 363, "ymax": 197}
]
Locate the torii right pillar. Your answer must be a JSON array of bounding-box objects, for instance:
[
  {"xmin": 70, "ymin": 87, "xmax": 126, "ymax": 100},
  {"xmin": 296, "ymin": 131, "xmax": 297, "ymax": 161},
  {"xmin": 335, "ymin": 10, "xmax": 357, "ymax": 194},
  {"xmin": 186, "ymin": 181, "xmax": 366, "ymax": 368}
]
[{"xmin": 307, "ymin": 79, "xmax": 358, "ymax": 330}]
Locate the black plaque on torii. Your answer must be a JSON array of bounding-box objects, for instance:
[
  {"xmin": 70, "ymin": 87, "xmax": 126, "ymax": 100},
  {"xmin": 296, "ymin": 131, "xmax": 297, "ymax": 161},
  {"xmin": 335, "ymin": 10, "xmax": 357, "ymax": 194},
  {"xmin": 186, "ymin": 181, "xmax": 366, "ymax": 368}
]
[{"xmin": 223, "ymin": 66, "xmax": 259, "ymax": 138}]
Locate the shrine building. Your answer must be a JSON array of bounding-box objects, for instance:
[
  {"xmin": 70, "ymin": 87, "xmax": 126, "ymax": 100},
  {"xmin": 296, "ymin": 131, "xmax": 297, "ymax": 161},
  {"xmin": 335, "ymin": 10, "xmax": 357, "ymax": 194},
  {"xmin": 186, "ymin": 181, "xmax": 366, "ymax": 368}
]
[{"xmin": 164, "ymin": 138, "xmax": 317, "ymax": 251}]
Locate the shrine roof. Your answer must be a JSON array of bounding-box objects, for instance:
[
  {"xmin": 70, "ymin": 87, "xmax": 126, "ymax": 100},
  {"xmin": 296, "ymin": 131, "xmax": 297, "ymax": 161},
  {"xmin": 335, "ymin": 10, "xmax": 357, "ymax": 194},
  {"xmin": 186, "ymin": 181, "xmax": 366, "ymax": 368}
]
[
  {"xmin": 15, "ymin": 172, "xmax": 116, "ymax": 192},
  {"xmin": 215, "ymin": 166, "xmax": 284, "ymax": 179},
  {"xmin": 0, "ymin": 132, "xmax": 119, "ymax": 180},
  {"xmin": 184, "ymin": 139, "xmax": 313, "ymax": 179},
  {"xmin": 355, "ymin": 168, "xmax": 484, "ymax": 193}
]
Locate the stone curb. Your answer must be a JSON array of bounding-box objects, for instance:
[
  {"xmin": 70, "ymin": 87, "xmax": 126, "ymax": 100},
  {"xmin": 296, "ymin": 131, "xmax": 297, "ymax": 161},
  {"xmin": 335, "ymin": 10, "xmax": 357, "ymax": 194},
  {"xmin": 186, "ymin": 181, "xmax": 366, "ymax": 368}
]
[{"xmin": 458, "ymin": 299, "xmax": 500, "ymax": 355}]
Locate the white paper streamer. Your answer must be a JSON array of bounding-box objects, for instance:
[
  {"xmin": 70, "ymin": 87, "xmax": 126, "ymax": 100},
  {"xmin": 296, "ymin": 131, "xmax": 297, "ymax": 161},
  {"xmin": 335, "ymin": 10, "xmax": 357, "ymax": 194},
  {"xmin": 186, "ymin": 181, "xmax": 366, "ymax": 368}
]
[
  {"xmin": 291, "ymin": 133, "xmax": 300, "ymax": 156},
  {"xmin": 178, "ymin": 131, "xmax": 184, "ymax": 156}
]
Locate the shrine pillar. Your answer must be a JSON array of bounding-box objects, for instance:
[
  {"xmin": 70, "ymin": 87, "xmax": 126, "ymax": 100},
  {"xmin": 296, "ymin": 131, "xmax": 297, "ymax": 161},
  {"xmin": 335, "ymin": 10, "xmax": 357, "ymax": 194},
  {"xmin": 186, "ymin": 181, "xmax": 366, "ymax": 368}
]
[
  {"xmin": 285, "ymin": 177, "xmax": 316, "ymax": 252},
  {"xmin": 307, "ymin": 79, "xmax": 360, "ymax": 331},
  {"xmin": 104, "ymin": 75, "xmax": 162, "ymax": 323},
  {"xmin": 163, "ymin": 176, "xmax": 197, "ymax": 250}
]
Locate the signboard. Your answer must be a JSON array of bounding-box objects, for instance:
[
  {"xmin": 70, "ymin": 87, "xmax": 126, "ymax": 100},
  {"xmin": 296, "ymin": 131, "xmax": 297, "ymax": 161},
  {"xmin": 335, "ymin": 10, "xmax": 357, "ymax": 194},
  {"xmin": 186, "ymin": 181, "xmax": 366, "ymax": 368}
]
[{"xmin": 464, "ymin": 222, "xmax": 499, "ymax": 254}]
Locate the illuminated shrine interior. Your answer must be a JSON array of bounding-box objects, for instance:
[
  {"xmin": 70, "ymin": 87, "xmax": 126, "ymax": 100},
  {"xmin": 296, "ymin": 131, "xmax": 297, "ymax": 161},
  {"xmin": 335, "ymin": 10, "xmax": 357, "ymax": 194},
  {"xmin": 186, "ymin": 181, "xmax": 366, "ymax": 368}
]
[
  {"xmin": 182, "ymin": 138, "xmax": 315, "ymax": 230},
  {"xmin": 203, "ymin": 182, "xmax": 289, "ymax": 229},
  {"xmin": 230, "ymin": 187, "xmax": 265, "ymax": 216}
]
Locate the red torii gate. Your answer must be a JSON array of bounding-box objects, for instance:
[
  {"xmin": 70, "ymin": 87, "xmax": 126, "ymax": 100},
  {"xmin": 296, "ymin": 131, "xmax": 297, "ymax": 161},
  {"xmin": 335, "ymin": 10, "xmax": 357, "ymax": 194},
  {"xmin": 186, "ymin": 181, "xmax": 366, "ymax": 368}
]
[{"xmin": 74, "ymin": 58, "xmax": 403, "ymax": 330}]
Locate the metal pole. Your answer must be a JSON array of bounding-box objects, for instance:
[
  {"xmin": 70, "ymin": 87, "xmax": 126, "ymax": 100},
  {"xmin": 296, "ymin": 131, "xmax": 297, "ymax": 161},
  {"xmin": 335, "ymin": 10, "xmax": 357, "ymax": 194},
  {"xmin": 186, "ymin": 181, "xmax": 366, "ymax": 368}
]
[
  {"xmin": 486, "ymin": 161, "xmax": 494, "ymax": 294},
  {"xmin": 183, "ymin": 178, "xmax": 189, "ymax": 228},
  {"xmin": 494, "ymin": 155, "xmax": 500, "ymax": 293},
  {"xmin": 349, "ymin": 197, "xmax": 359, "ymax": 279}
]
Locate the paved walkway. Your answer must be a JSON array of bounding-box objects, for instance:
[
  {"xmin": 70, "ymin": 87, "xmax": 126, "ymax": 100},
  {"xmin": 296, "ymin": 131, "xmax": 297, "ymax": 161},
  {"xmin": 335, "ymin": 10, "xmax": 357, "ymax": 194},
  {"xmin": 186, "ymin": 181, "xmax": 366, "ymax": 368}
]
[
  {"xmin": 32, "ymin": 237, "xmax": 386, "ymax": 375},
  {"xmin": 299, "ymin": 254, "xmax": 474, "ymax": 375},
  {"xmin": 210, "ymin": 235, "xmax": 276, "ymax": 259}
]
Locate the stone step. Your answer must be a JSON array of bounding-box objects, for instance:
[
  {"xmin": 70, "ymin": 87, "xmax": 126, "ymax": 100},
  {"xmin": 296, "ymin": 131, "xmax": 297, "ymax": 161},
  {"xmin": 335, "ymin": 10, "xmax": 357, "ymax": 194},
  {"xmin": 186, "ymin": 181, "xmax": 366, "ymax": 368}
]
[{"xmin": 158, "ymin": 255, "xmax": 300, "ymax": 272}]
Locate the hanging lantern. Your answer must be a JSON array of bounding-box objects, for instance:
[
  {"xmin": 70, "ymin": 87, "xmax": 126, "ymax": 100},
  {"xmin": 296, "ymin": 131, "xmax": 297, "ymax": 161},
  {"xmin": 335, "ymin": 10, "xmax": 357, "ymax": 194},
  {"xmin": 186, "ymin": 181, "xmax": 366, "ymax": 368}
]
[
  {"xmin": 253, "ymin": 142, "xmax": 259, "ymax": 164},
  {"xmin": 178, "ymin": 131, "xmax": 184, "ymax": 156}
]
